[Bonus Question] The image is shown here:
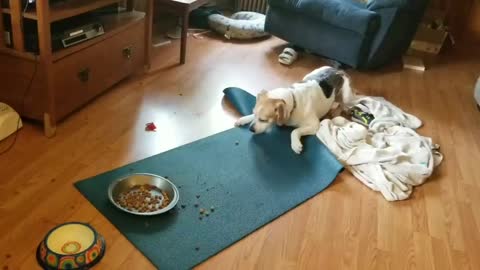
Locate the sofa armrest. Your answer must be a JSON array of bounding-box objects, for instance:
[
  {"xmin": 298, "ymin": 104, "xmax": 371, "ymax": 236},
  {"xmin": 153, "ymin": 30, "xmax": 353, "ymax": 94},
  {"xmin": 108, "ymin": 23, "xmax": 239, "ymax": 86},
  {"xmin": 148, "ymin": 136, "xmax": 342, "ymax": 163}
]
[
  {"xmin": 268, "ymin": 0, "xmax": 380, "ymax": 36},
  {"xmin": 364, "ymin": 0, "xmax": 429, "ymax": 68},
  {"xmin": 367, "ymin": 0, "xmax": 428, "ymax": 12}
]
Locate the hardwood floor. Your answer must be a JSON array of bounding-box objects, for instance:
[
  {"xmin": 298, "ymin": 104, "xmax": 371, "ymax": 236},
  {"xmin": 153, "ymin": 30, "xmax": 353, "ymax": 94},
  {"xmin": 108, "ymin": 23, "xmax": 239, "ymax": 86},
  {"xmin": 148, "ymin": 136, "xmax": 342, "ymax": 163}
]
[{"xmin": 1, "ymin": 35, "xmax": 480, "ymax": 270}]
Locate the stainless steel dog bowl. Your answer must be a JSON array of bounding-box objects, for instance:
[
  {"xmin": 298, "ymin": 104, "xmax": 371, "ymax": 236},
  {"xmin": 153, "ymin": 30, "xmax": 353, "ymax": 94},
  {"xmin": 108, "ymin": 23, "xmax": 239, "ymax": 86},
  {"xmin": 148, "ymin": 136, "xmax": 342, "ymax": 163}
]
[{"xmin": 108, "ymin": 173, "xmax": 179, "ymax": 216}]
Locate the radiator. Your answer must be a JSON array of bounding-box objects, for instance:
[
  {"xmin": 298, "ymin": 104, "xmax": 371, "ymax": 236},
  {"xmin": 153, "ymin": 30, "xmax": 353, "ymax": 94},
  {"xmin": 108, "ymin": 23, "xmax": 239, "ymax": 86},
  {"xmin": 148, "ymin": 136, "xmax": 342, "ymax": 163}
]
[{"xmin": 236, "ymin": 0, "xmax": 268, "ymax": 14}]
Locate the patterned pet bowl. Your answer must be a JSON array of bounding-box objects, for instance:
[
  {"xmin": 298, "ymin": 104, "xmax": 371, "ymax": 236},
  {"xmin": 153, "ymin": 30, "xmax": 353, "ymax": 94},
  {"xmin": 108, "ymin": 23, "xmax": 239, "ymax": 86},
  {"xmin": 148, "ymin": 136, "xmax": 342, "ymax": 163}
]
[{"xmin": 36, "ymin": 222, "xmax": 106, "ymax": 270}]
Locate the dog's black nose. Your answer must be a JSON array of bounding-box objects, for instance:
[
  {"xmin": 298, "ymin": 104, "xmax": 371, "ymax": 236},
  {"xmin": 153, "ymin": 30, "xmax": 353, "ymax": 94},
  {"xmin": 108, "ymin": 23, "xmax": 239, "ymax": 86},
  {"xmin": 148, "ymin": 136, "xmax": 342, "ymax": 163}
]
[{"xmin": 249, "ymin": 125, "xmax": 255, "ymax": 133}]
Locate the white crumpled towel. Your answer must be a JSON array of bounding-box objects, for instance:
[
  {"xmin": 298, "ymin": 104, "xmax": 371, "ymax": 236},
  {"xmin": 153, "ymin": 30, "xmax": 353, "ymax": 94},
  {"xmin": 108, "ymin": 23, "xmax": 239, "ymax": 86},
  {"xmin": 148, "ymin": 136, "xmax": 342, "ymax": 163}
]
[
  {"xmin": 354, "ymin": 96, "xmax": 422, "ymax": 132},
  {"xmin": 317, "ymin": 115, "xmax": 443, "ymax": 201}
]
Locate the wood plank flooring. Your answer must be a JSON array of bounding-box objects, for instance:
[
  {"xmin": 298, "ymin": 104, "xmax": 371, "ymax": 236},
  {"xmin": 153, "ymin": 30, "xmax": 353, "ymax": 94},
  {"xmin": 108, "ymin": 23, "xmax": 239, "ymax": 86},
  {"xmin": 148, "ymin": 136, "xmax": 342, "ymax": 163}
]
[{"xmin": 1, "ymin": 35, "xmax": 479, "ymax": 270}]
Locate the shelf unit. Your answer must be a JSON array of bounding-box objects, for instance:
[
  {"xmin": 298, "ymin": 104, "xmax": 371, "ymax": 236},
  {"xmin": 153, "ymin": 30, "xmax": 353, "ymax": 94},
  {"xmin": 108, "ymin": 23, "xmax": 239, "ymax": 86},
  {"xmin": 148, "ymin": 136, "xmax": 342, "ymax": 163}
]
[
  {"xmin": 0, "ymin": 0, "xmax": 153, "ymax": 137},
  {"xmin": 53, "ymin": 10, "xmax": 146, "ymax": 61}
]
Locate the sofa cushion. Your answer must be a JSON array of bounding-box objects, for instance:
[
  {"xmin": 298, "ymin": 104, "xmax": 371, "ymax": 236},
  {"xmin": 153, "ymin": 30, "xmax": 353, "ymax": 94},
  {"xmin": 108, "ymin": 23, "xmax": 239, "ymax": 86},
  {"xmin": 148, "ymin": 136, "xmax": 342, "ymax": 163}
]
[{"xmin": 268, "ymin": 0, "xmax": 380, "ymax": 36}]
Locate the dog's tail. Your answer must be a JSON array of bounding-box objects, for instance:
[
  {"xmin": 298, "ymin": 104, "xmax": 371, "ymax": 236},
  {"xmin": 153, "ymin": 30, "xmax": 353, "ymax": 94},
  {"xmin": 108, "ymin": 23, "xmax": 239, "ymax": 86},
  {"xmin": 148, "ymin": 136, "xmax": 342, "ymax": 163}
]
[{"xmin": 337, "ymin": 70, "xmax": 356, "ymax": 108}]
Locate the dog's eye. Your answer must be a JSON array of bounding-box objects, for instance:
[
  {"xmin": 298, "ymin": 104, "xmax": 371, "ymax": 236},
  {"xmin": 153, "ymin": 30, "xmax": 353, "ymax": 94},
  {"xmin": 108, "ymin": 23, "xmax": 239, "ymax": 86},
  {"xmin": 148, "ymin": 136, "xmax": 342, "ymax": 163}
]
[{"xmin": 259, "ymin": 119, "xmax": 267, "ymax": 122}]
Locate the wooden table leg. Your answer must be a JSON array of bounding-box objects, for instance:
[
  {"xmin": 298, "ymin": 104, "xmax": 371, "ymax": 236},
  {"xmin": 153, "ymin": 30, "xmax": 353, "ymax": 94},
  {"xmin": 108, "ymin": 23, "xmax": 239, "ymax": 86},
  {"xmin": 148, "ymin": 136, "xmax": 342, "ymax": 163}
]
[
  {"xmin": 145, "ymin": 0, "xmax": 153, "ymax": 71},
  {"xmin": 0, "ymin": 0, "xmax": 5, "ymax": 48},
  {"xmin": 43, "ymin": 113, "xmax": 57, "ymax": 138},
  {"xmin": 180, "ymin": 12, "xmax": 189, "ymax": 64}
]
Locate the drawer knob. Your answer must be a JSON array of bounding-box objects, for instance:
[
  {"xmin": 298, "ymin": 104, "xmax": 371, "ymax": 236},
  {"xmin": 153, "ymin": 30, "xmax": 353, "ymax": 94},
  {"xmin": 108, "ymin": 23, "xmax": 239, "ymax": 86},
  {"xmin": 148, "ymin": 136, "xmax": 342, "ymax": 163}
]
[
  {"xmin": 78, "ymin": 68, "xmax": 90, "ymax": 82},
  {"xmin": 123, "ymin": 46, "xmax": 133, "ymax": 59}
]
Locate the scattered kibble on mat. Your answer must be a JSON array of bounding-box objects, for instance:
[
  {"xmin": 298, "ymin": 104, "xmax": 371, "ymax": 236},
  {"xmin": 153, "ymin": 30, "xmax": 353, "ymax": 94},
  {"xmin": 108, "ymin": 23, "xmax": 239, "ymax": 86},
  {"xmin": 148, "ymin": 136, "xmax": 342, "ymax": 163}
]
[
  {"xmin": 194, "ymin": 203, "xmax": 199, "ymax": 208},
  {"xmin": 195, "ymin": 247, "xmax": 200, "ymax": 251},
  {"xmin": 115, "ymin": 184, "xmax": 170, "ymax": 213},
  {"xmin": 235, "ymin": 141, "xmax": 239, "ymax": 145},
  {"xmin": 196, "ymin": 195, "xmax": 200, "ymax": 199}
]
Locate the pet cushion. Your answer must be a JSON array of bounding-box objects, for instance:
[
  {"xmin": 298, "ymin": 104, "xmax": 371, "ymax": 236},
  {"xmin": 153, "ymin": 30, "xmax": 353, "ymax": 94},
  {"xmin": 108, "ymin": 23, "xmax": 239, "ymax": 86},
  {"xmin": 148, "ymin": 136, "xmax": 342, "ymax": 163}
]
[{"xmin": 208, "ymin": 12, "xmax": 270, "ymax": 39}]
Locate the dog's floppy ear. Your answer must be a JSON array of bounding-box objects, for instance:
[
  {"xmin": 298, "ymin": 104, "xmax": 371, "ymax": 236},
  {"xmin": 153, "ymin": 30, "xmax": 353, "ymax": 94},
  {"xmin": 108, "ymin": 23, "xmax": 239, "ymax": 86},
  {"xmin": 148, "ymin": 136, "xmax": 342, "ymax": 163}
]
[
  {"xmin": 257, "ymin": 89, "xmax": 267, "ymax": 100},
  {"xmin": 274, "ymin": 100, "xmax": 288, "ymax": 126}
]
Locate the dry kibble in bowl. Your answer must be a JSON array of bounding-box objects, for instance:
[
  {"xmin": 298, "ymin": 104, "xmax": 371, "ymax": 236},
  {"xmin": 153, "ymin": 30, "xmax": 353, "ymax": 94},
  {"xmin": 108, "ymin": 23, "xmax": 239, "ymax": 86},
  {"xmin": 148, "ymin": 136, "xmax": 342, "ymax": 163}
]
[{"xmin": 115, "ymin": 184, "xmax": 171, "ymax": 213}]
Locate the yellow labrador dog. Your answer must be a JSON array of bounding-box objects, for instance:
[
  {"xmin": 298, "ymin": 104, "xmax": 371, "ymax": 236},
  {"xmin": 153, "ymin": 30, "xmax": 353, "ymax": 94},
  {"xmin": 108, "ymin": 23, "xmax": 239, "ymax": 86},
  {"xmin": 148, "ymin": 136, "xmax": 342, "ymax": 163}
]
[{"xmin": 235, "ymin": 66, "xmax": 355, "ymax": 154}]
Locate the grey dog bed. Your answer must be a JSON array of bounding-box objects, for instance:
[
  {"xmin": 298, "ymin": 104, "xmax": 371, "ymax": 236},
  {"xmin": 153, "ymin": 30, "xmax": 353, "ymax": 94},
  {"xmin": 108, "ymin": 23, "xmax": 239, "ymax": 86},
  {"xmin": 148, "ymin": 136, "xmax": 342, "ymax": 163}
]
[{"xmin": 208, "ymin": 11, "xmax": 270, "ymax": 40}]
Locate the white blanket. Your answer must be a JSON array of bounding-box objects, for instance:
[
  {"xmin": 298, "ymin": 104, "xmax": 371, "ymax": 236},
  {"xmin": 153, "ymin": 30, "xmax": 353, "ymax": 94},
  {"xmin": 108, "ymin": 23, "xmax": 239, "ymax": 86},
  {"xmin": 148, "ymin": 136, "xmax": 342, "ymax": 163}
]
[
  {"xmin": 317, "ymin": 98, "xmax": 443, "ymax": 201},
  {"xmin": 354, "ymin": 96, "xmax": 422, "ymax": 131}
]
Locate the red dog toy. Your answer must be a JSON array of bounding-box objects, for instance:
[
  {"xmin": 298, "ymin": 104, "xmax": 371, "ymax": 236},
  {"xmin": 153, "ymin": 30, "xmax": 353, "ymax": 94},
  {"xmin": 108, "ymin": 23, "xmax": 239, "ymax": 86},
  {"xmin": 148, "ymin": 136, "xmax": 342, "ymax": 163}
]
[{"xmin": 145, "ymin": 122, "xmax": 157, "ymax": 132}]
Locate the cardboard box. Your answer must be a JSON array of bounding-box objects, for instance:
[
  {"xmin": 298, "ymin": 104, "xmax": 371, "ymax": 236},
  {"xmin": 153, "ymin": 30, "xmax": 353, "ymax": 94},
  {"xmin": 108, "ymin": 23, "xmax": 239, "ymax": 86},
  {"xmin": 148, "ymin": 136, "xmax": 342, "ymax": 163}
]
[
  {"xmin": 423, "ymin": 9, "xmax": 447, "ymax": 27},
  {"xmin": 408, "ymin": 9, "xmax": 449, "ymax": 55},
  {"xmin": 402, "ymin": 55, "xmax": 426, "ymax": 72},
  {"xmin": 410, "ymin": 25, "xmax": 448, "ymax": 54}
]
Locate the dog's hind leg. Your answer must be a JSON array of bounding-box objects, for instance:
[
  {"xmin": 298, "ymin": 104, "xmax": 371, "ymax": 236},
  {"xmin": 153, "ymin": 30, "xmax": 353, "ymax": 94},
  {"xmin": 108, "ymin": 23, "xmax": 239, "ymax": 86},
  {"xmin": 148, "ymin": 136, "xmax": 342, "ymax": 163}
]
[
  {"xmin": 235, "ymin": 114, "xmax": 255, "ymax": 127},
  {"xmin": 337, "ymin": 72, "xmax": 356, "ymax": 107},
  {"xmin": 290, "ymin": 121, "xmax": 320, "ymax": 154}
]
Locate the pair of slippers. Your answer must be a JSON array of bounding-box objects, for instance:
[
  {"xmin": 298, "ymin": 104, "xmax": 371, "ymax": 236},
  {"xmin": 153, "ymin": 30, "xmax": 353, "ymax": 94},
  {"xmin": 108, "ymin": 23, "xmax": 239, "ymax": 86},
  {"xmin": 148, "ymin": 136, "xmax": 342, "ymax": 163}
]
[
  {"xmin": 278, "ymin": 47, "xmax": 299, "ymax": 65},
  {"xmin": 278, "ymin": 47, "xmax": 346, "ymax": 69}
]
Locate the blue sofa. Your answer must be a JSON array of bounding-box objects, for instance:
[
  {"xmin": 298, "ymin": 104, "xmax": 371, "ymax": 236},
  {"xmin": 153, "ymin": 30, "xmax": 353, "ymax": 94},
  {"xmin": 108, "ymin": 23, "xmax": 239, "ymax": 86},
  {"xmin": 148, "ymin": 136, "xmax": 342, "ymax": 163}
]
[{"xmin": 265, "ymin": 0, "xmax": 429, "ymax": 69}]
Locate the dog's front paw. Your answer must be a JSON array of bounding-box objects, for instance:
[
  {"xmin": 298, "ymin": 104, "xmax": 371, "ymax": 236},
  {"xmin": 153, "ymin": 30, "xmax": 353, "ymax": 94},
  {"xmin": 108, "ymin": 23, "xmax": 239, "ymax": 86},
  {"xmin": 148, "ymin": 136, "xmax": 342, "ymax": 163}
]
[
  {"xmin": 291, "ymin": 140, "xmax": 303, "ymax": 154},
  {"xmin": 234, "ymin": 119, "xmax": 245, "ymax": 127},
  {"xmin": 235, "ymin": 116, "xmax": 252, "ymax": 127}
]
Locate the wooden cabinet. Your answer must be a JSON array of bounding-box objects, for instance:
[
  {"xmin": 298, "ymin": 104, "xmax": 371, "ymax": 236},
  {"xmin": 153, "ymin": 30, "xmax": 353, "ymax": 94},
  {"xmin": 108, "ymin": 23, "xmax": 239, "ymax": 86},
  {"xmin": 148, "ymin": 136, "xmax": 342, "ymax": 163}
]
[
  {"xmin": 52, "ymin": 15, "xmax": 145, "ymax": 119},
  {"xmin": 0, "ymin": 0, "xmax": 152, "ymax": 136}
]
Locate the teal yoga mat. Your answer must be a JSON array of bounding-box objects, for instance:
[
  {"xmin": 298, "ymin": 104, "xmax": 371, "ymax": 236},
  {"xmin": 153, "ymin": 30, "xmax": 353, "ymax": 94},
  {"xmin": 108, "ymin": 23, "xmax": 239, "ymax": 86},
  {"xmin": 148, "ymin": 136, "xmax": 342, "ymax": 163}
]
[{"xmin": 75, "ymin": 87, "xmax": 343, "ymax": 270}]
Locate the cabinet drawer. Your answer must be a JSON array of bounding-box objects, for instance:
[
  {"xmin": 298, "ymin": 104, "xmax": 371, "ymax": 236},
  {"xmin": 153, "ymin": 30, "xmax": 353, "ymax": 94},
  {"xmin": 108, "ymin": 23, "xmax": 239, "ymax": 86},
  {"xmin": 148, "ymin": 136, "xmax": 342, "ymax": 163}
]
[{"xmin": 53, "ymin": 20, "xmax": 145, "ymax": 119}]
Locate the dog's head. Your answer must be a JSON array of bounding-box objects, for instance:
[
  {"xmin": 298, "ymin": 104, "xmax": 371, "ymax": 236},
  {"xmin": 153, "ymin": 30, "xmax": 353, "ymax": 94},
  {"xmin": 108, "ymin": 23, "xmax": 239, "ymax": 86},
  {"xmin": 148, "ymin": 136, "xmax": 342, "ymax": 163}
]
[{"xmin": 249, "ymin": 90, "xmax": 290, "ymax": 134}]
